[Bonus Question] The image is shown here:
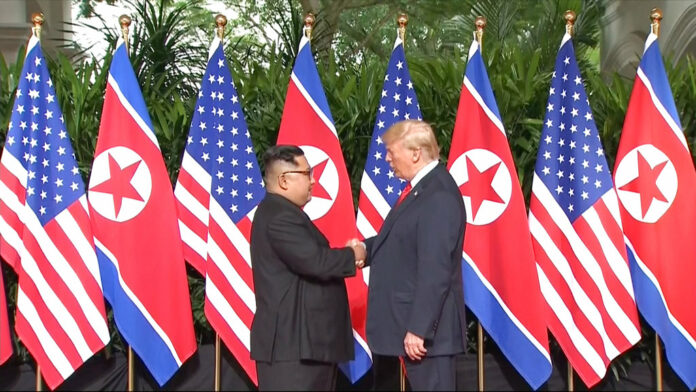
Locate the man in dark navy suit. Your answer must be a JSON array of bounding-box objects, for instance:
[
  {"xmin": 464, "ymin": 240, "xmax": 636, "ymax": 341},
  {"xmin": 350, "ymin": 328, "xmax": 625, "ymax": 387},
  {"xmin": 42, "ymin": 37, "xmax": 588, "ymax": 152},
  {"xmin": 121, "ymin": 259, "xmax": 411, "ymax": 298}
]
[
  {"xmin": 357, "ymin": 120, "xmax": 467, "ymax": 390},
  {"xmin": 250, "ymin": 145, "xmax": 366, "ymax": 391}
]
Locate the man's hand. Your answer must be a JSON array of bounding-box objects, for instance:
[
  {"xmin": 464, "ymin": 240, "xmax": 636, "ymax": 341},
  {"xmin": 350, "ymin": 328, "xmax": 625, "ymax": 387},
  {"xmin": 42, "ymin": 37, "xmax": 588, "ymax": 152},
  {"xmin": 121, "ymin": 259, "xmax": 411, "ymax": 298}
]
[
  {"xmin": 404, "ymin": 331, "xmax": 427, "ymax": 361},
  {"xmin": 346, "ymin": 238, "xmax": 366, "ymax": 267}
]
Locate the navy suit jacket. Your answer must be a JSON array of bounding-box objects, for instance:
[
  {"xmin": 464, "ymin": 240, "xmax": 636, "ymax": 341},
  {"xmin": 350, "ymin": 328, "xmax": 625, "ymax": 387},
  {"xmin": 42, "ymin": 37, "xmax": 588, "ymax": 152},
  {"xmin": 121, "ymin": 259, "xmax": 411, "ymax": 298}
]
[{"xmin": 365, "ymin": 163, "xmax": 467, "ymax": 357}]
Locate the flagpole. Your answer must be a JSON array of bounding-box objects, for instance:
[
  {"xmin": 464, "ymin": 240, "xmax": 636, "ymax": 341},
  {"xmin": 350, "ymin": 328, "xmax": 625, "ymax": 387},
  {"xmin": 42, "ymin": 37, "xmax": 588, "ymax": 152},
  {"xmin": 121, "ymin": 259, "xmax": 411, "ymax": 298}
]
[
  {"xmin": 30, "ymin": 13, "xmax": 45, "ymax": 392},
  {"xmin": 648, "ymin": 9, "xmax": 665, "ymax": 391},
  {"xmin": 396, "ymin": 11, "xmax": 409, "ymax": 392},
  {"xmin": 128, "ymin": 346, "xmax": 134, "ymax": 391},
  {"xmin": 474, "ymin": 15, "xmax": 487, "ymax": 392},
  {"xmin": 115, "ymin": 15, "xmax": 137, "ymax": 392},
  {"xmin": 210, "ymin": 13, "xmax": 228, "ymax": 391},
  {"xmin": 119, "ymin": 14, "xmax": 131, "ymax": 53},
  {"xmin": 563, "ymin": 10, "xmax": 577, "ymax": 392}
]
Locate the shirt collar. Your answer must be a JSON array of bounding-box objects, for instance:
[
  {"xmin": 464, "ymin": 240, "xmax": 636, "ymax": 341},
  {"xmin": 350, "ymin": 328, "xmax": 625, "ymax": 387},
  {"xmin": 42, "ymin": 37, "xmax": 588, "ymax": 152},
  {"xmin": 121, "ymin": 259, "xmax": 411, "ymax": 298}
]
[{"xmin": 410, "ymin": 160, "xmax": 438, "ymax": 187}]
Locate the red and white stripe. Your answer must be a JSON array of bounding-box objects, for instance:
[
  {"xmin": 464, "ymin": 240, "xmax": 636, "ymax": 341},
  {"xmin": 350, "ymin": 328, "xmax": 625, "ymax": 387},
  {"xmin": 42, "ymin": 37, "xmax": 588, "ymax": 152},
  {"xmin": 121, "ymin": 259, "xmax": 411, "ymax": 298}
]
[
  {"xmin": 175, "ymin": 150, "xmax": 258, "ymax": 384},
  {"xmin": 0, "ymin": 151, "xmax": 109, "ymax": 390},
  {"xmin": 529, "ymin": 174, "xmax": 640, "ymax": 385}
]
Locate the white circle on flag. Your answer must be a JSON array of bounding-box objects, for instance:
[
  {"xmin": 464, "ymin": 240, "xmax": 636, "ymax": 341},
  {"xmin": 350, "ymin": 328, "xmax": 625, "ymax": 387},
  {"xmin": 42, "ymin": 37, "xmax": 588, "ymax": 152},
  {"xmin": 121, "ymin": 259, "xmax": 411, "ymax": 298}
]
[
  {"xmin": 300, "ymin": 145, "xmax": 339, "ymax": 220},
  {"xmin": 88, "ymin": 146, "xmax": 152, "ymax": 222},
  {"xmin": 614, "ymin": 144, "xmax": 677, "ymax": 223},
  {"xmin": 449, "ymin": 149, "xmax": 512, "ymax": 226}
]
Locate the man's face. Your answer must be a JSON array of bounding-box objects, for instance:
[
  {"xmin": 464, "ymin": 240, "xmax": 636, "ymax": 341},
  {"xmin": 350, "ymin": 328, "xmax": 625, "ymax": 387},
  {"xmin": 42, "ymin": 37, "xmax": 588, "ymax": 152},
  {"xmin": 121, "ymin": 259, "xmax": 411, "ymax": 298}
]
[
  {"xmin": 280, "ymin": 155, "xmax": 315, "ymax": 207},
  {"xmin": 385, "ymin": 139, "xmax": 414, "ymax": 181}
]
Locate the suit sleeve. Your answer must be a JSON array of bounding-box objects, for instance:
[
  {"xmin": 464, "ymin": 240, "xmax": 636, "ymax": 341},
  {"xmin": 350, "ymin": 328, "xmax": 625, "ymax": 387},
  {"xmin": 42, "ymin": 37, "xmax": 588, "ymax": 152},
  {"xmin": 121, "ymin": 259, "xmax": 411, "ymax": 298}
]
[
  {"xmin": 363, "ymin": 236, "xmax": 376, "ymax": 267},
  {"xmin": 407, "ymin": 190, "xmax": 463, "ymax": 339},
  {"xmin": 267, "ymin": 210, "xmax": 356, "ymax": 281}
]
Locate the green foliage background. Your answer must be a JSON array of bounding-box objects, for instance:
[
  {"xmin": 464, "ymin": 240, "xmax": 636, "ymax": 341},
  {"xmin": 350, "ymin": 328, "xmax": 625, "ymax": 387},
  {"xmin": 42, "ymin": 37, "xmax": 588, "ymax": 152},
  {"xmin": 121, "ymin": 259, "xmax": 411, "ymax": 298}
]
[{"xmin": 2, "ymin": 0, "xmax": 696, "ymax": 386}]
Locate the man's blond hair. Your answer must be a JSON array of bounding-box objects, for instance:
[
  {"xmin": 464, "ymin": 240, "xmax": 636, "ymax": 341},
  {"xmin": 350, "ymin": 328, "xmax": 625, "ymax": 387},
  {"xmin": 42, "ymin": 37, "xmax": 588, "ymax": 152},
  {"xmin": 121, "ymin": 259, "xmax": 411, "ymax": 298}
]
[{"xmin": 382, "ymin": 120, "xmax": 440, "ymax": 161}]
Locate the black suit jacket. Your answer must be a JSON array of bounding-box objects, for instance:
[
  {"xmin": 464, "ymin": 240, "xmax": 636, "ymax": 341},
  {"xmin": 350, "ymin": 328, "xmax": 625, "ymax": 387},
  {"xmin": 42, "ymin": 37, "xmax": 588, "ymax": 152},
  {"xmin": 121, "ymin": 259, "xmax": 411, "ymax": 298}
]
[
  {"xmin": 249, "ymin": 192, "xmax": 356, "ymax": 363},
  {"xmin": 365, "ymin": 163, "xmax": 467, "ymax": 357}
]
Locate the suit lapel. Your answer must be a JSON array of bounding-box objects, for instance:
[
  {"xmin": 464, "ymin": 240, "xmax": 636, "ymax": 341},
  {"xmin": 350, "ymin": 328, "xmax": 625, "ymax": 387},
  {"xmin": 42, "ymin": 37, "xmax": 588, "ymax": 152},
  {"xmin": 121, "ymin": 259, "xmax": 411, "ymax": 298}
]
[{"xmin": 371, "ymin": 165, "xmax": 443, "ymax": 255}]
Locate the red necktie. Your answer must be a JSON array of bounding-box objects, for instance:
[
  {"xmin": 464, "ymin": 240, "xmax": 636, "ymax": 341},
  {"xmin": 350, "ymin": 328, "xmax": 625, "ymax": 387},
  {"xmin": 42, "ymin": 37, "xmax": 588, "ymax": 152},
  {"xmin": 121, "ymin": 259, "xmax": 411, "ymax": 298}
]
[{"xmin": 396, "ymin": 183, "xmax": 412, "ymax": 206}]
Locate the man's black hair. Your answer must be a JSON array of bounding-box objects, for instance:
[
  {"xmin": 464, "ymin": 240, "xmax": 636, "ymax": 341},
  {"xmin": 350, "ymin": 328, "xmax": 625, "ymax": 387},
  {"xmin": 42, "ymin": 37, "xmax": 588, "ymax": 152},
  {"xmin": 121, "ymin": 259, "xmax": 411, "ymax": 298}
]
[{"xmin": 262, "ymin": 145, "xmax": 304, "ymax": 174}]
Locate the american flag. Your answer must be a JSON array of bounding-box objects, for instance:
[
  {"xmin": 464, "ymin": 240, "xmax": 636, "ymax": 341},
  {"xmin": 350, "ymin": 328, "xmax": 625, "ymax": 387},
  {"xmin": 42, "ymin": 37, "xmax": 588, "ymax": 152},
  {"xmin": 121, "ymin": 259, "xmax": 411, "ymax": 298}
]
[
  {"xmin": 0, "ymin": 36, "xmax": 109, "ymax": 389},
  {"xmin": 175, "ymin": 36, "xmax": 264, "ymax": 385},
  {"xmin": 528, "ymin": 33, "xmax": 640, "ymax": 387},
  {"xmin": 447, "ymin": 38, "xmax": 551, "ymax": 389},
  {"xmin": 356, "ymin": 31, "xmax": 422, "ymax": 247},
  {"xmin": 614, "ymin": 30, "xmax": 696, "ymax": 389}
]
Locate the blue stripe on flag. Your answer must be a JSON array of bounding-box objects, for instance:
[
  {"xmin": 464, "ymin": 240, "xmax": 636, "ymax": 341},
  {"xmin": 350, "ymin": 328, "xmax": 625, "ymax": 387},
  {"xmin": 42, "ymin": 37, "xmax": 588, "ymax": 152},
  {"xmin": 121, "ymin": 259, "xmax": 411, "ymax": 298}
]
[
  {"xmin": 338, "ymin": 339, "xmax": 372, "ymax": 383},
  {"xmin": 108, "ymin": 43, "xmax": 155, "ymax": 132},
  {"xmin": 639, "ymin": 42, "xmax": 682, "ymax": 129},
  {"xmin": 292, "ymin": 41, "xmax": 335, "ymax": 125},
  {"xmin": 627, "ymin": 248, "xmax": 696, "ymax": 389},
  {"xmin": 96, "ymin": 247, "xmax": 179, "ymax": 386},
  {"xmin": 465, "ymin": 49, "xmax": 502, "ymax": 123},
  {"xmin": 463, "ymin": 260, "xmax": 552, "ymax": 390}
]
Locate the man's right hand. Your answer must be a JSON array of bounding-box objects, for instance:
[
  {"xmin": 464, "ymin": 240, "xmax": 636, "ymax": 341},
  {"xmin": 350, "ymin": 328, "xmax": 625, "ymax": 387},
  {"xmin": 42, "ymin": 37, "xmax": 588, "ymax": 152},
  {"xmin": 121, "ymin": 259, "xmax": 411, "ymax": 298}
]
[{"xmin": 346, "ymin": 238, "xmax": 366, "ymax": 267}]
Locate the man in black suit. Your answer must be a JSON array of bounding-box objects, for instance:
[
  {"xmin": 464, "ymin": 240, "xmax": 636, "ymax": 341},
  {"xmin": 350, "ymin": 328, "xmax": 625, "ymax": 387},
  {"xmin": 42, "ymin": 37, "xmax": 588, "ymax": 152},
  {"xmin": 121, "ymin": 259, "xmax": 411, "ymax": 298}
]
[
  {"xmin": 357, "ymin": 120, "xmax": 467, "ymax": 390},
  {"xmin": 250, "ymin": 145, "xmax": 366, "ymax": 391}
]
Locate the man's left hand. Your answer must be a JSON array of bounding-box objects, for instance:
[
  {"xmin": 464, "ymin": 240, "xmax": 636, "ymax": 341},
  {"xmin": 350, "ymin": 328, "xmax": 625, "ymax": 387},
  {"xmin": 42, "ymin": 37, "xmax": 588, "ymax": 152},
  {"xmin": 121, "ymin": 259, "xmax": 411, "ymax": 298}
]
[{"xmin": 404, "ymin": 331, "xmax": 427, "ymax": 361}]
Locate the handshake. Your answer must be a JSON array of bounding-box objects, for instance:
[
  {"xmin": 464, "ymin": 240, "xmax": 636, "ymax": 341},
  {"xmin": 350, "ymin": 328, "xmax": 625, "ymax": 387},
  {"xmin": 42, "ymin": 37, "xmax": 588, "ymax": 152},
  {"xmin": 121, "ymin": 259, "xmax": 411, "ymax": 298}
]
[{"xmin": 346, "ymin": 238, "xmax": 366, "ymax": 269}]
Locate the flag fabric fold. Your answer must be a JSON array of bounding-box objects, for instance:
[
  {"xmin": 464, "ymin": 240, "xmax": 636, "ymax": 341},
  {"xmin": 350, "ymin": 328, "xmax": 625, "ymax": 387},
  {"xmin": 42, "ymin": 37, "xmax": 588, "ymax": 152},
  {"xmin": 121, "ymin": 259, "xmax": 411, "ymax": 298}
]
[
  {"xmin": 276, "ymin": 29, "xmax": 370, "ymax": 382},
  {"xmin": 0, "ymin": 36, "xmax": 109, "ymax": 389},
  {"xmin": 175, "ymin": 36, "xmax": 264, "ymax": 385},
  {"xmin": 528, "ymin": 33, "xmax": 640, "ymax": 387},
  {"xmin": 613, "ymin": 30, "xmax": 696, "ymax": 389},
  {"xmin": 447, "ymin": 38, "xmax": 551, "ymax": 389},
  {"xmin": 87, "ymin": 38, "xmax": 196, "ymax": 386}
]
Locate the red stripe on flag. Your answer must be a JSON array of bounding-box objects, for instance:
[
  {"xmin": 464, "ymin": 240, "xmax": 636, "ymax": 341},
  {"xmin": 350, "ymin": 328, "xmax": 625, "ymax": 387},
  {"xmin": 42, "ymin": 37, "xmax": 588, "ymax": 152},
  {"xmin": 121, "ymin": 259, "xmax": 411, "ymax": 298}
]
[
  {"xmin": 542, "ymin": 295, "xmax": 605, "ymax": 385},
  {"xmin": 205, "ymin": 260, "xmax": 254, "ymax": 326},
  {"xmin": 208, "ymin": 219, "xmax": 254, "ymax": 291},
  {"xmin": 15, "ymin": 273, "xmax": 83, "ymax": 370},
  {"xmin": 14, "ymin": 311, "xmax": 65, "ymax": 389},
  {"xmin": 203, "ymin": 298, "xmax": 257, "ymax": 385},
  {"xmin": 177, "ymin": 169, "xmax": 211, "ymax": 207},
  {"xmin": 235, "ymin": 216, "xmax": 252, "ymax": 243},
  {"xmin": 21, "ymin": 229, "xmax": 103, "ymax": 357},
  {"xmin": 358, "ymin": 191, "xmax": 385, "ymax": 235}
]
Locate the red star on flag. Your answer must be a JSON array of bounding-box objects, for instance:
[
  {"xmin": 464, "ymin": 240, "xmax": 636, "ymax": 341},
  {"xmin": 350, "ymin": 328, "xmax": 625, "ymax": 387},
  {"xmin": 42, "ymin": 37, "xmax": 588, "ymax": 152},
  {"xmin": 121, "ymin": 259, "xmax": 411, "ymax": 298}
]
[
  {"xmin": 619, "ymin": 151, "xmax": 668, "ymax": 219},
  {"xmin": 91, "ymin": 154, "xmax": 144, "ymax": 217},
  {"xmin": 459, "ymin": 157, "xmax": 504, "ymax": 220},
  {"xmin": 311, "ymin": 158, "xmax": 332, "ymax": 200}
]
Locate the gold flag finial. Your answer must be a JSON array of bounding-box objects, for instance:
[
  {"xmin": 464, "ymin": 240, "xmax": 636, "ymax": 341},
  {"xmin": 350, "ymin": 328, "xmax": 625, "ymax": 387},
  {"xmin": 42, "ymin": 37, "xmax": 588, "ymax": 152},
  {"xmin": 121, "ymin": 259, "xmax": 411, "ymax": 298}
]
[
  {"xmin": 31, "ymin": 12, "xmax": 44, "ymax": 38},
  {"xmin": 304, "ymin": 12, "xmax": 315, "ymax": 39},
  {"xmin": 119, "ymin": 14, "xmax": 132, "ymax": 53},
  {"xmin": 650, "ymin": 8, "xmax": 663, "ymax": 36},
  {"xmin": 564, "ymin": 10, "xmax": 576, "ymax": 36},
  {"xmin": 397, "ymin": 13, "xmax": 408, "ymax": 42},
  {"xmin": 474, "ymin": 16, "xmax": 486, "ymax": 48},
  {"xmin": 215, "ymin": 14, "xmax": 227, "ymax": 39}
]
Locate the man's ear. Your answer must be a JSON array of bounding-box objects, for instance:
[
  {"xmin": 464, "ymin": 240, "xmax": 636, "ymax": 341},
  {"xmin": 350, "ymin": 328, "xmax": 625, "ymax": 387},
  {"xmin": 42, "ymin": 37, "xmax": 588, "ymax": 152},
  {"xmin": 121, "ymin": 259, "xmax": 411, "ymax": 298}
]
[
  {"xmin": 412, "ymin": 148, "xmax": 421, "ymax": 162},
  {"xmin": 277, "ymin": 173, "xmax": 289, "ymax": 191}
]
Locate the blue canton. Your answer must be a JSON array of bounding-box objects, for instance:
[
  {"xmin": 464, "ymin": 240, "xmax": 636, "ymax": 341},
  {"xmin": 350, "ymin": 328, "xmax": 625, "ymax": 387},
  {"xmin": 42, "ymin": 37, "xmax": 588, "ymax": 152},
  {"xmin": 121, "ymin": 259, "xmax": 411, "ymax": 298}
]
[
  {"xmin": 364, "ymin": 37, "xmax": 422, "ymax": 206},
  {"xmin": 5, "ymin": 42, "xmax": 84, "ymax": 225},
  {"xmin": 534, "ymin": 37, "xmax": 613, "ymax": 222},
  {"xmin": 184, "ymin": 43, "xmax": 264, "ymax": 220}
]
